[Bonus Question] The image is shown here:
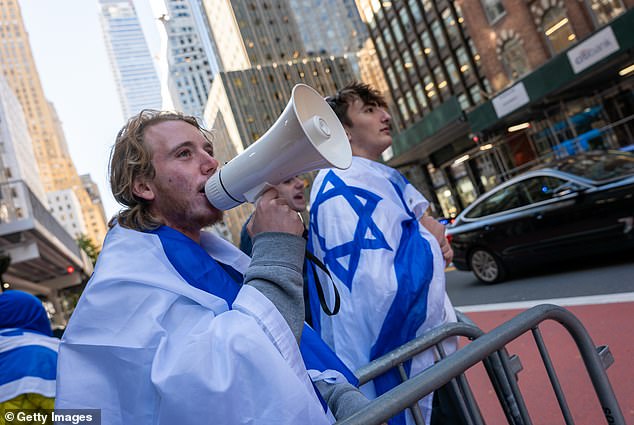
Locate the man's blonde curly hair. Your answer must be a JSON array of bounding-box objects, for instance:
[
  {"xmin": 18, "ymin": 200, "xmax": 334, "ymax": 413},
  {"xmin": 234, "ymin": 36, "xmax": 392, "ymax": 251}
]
[{"xmin": 108, "ymin": 109, "xmax": 214, "ymax": 231}]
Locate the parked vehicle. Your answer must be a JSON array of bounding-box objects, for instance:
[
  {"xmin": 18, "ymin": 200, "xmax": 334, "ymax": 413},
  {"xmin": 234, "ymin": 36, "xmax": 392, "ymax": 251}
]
[{"xmin": 447, "ymin": 151, "xmax": 634, "ymax": 283}]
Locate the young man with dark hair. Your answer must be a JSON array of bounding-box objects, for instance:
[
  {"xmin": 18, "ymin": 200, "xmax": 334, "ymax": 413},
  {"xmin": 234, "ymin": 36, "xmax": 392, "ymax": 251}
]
[{"xmin": 307, "ymin": 83, "xmax": 460, "ymax": 425}]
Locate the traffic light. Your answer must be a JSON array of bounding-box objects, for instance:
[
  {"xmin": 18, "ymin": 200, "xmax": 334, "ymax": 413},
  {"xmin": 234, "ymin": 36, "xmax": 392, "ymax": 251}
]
[{"xmin": 66, "ymin": 265, "xmax": 75, "ymax": 274}]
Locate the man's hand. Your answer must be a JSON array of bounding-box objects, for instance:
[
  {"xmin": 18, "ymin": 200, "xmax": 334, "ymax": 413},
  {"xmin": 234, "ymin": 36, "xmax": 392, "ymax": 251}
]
[
  {"xmin": 420, "ymin": 216, "xmax": 453, "ymax": 265},
  {"xmin": 247, "ymin": 187, "xmax": 304, "ymax": 237}
]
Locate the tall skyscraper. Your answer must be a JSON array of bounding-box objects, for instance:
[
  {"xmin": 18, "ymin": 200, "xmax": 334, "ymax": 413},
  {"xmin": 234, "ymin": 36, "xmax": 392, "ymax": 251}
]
[
  {"xmin": 160, "ymin": 0, "xmax": 219, "ymax": 119},
  {"xmin": 288, "ymin": 0, "xmax": 368, "ymax": 57},
  {"xmin": 0, "ymin": 2, "xmax": 78, "ymax": 193},
  {"xmin": 216, "ymin": 0, "xmax": 306, "ymax": 67},
  {"xmin": 0, "ymin": 76, "xmax": 46, "ymax": 207},
  {"xmin": 0, "ymin": 0, "xmax": 107, "ymax": 249},
  {"xmin": 98, "ymin": 0, "xmax": 163, "ymax": 119}
]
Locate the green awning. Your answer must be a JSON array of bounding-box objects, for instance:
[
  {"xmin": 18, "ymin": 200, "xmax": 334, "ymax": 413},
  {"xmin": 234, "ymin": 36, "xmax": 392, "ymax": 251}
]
[{"xmin": 467, "ymin": 8, "xmax": 634, "ymax": 133}]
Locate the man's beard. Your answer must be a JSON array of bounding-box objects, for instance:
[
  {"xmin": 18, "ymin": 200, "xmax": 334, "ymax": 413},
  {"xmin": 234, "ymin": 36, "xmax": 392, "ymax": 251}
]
[{"xmin": 203, "ymin": 208, "xmax": 224, "ymax": 228}]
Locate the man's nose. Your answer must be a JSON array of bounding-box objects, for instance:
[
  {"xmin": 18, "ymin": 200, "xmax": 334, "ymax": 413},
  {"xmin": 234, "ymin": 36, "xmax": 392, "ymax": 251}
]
[
  {"xmin": 381, "ymin": 108, "xmax": 392, "ymax": 123},
  {"xmin": 293, "ymin": 177, "xmax": 304, "ymax": 189},
  {"xmin": 202, "ymin": 153, "xmax": 219, "ymax": 175}
]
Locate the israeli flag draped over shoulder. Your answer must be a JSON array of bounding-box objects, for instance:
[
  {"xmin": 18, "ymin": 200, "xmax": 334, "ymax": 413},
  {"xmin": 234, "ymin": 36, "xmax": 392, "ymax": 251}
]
[
  {"xmin": 307, "ymin": 157, "xmax": 457, "ymax": 425},
  {"xmin": 56, "ymin": 222, "xmax": 357, "ymax": 425},
  {"xmin": 0, "ymin": 291, "xmax": 59, "ymax": 403}
]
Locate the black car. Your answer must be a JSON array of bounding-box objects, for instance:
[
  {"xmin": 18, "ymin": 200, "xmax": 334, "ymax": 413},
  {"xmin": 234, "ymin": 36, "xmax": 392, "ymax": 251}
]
[{"xmin": 447, "ymin": 151, "xmax": 634, "ymax": 283}]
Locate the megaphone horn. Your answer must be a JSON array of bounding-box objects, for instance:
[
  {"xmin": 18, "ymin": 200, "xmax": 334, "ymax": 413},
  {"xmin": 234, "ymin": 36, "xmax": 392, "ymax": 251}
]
[{"xmin": 205, "ymin": 83, "xmax": 352, "ymax": 210}]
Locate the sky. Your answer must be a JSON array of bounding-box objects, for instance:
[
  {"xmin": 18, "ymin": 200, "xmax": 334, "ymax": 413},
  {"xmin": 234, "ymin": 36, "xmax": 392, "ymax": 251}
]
[{"xmin": 19, "ymin": 0, "xmax": 167, "ymax": 219}]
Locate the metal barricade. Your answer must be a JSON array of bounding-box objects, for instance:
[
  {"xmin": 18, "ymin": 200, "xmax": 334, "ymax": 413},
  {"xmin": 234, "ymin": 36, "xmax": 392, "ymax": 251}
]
[{"xmin": 336, "ymin": 304, "xmax": 624, "ymax": 425}]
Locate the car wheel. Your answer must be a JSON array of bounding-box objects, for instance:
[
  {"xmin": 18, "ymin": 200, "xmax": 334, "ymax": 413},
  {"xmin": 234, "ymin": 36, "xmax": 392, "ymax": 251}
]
[{"xmin": 469, "ymin": 248, "xmax": 506, "ymax": 283}]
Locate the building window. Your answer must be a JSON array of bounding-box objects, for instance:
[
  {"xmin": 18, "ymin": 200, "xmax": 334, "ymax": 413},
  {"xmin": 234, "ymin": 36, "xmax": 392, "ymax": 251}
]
[
  {"xmin": 392, "ymin": 18, "xmax": 404, "ymax": 43},
  {"xmin": 458, "ymin": 93, "xmax": 469, "ymax": 109},
  {"xmin": 442, "ymin": 8, "xmax": 459, "ymax": 40},
  {"xmin": 481, "ymin": 0, "xmax": 506, "ymax": 24},
  {"xmin": 501, "ymin": 37, "xmax": 530, "ymax": 80},
  {"xmin": 431, "ymin": 21, "xmax": 445, "ymax": 49},
  {"xmin": 469, "ymin": 85, "xmax": 483, "ymax": 104},
  {"xmin": 584, "ymin": 0, "xmax": 625, "ymax": 26},
  {"xmin": 421, "ymin": 31, "xmax": 434, "ymax": 58},
  {"xmin": 414, "ymin": 82, "xmax": 429, "ymax": 110},
  {"xmin": 397, "ymin": 97, "xmax": 410, "ymax": 121},
  {"xmin": 399, "ymin": 7, "xmax": 411, "ymax": 32},
  {"xmin": 405, "ymin": 90, "xmax": 417, "ymax": 116},
  {"xmin": 386, "ymin": 67, "xmax": 398, "ymax": 89},
  {"xmin": 408, "ymin": 0, "xmax": 422, "ymax": 21},
  {"xmin": 542, "ymin": 7, "xmax": 576, "ymax": 54},
  {"xmin": 444, "ymin": 57, "xmax": 460, "ymax": 85}
]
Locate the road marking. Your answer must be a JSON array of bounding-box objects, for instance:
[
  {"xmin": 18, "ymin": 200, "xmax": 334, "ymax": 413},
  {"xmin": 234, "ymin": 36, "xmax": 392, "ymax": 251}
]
[{"xmin": 456, "ymin": 291, "xmax": 634, "ymax": 312}]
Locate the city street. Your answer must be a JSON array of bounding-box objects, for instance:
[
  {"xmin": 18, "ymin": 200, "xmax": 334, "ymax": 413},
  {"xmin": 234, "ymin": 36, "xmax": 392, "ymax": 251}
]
[
  {"xmin": 446, "ymin": 251, "xmax": 634, "ymax": 306},
  {"xmin": 444, "ymin": 254, "xmax": 634, "ymax": 424}
]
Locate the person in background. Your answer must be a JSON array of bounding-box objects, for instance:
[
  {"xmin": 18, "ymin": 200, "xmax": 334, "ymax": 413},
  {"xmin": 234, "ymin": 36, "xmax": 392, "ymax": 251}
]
[
  {"xmin": 239, "ymin": 175, "xmax": 317, "ymax": 325},
  {"xmin": 55, "ymin": 110, "xmax": 368, "ymax": 425},
  {"xmin": 307, "ymin": 82, "xmax": 462, "ymax": 425},
  {"xmin": 240, "ymin": 175, "xmax": 307, "ymax": 257},
  {"xmin": 0, "ymin": 290, "xmax": 59, "ymax": 418}
]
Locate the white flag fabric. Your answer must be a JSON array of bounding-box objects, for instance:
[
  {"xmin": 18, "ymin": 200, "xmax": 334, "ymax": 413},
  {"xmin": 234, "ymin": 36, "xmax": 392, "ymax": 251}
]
[
  {"xmin": 307, "ymin": 157, "xmax": 457, "ymax": 424},
  {"xmin": 56, "ymin": 224, "xmax": 330, "ymax": 425}
]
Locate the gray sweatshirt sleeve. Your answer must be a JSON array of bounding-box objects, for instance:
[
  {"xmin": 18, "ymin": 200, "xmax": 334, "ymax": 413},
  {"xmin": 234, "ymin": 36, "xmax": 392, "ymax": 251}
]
[
  {"xmin": 244, "ymin": 232, "xmax": 306, "ymax": 342},
  {"xmin": 245, "ymin": 232, "xmax": 370, "ymax": 419},
  {"xmin": 314, "ymin": 380, "xmax": 371, "ymax": 420}
]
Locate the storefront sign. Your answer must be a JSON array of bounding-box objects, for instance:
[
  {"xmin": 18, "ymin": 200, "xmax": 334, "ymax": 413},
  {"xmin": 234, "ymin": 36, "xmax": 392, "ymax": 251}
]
[
  {"xmin": 492, "ymin": 82, "xmax": 529, "ymax": 118},
  {"xmin": 567, "ymin": 26, "xmax": 619, "ymax": 74}
]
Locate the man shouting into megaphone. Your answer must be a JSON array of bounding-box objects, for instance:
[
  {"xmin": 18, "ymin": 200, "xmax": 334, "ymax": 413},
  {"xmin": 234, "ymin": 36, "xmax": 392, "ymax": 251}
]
[{"xmin": 55, "ymin": 109, "xmax": 369, "ymax": 425}]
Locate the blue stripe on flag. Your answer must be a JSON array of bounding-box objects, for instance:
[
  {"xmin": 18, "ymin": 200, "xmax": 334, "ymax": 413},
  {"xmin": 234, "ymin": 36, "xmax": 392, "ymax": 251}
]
[
  {"xmin": 152, "ymin": 224, "xmax": 359, "ymax": 409},
  {"xmin": 369, "ymin": 182, "xmax": 434, "ymax": 425},
  {"xmin": 0, "ymin": 345, "xmax": 57, "ymax": 386}
]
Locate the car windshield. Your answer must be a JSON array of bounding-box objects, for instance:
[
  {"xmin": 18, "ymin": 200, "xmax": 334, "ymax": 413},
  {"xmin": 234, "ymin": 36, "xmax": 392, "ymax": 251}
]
[{"xmin": 555, "ymin": 152, "xmax": 634, "ymax": 182}]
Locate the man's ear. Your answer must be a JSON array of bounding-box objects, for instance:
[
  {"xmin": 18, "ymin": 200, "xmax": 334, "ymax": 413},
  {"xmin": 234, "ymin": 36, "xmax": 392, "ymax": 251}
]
[
  {"xmin": 132, "ymin": 178, "xmax": 155, "ymax": 201},
  {"xmin": 343, "ymin": 125, "xmax": 352, "ymax": 142}
]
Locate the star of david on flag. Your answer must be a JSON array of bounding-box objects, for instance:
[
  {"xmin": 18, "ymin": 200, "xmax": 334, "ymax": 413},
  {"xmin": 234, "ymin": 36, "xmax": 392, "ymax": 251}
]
[{"xmin": 309, "ymin": 171, "xmax": 392, "ymax": 291}]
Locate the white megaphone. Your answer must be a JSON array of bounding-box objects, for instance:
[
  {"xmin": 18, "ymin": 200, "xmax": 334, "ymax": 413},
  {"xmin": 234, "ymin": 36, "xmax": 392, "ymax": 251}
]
[{"xmin": 205, "ymin": 83, "xmax": 352, "ymax": 210}]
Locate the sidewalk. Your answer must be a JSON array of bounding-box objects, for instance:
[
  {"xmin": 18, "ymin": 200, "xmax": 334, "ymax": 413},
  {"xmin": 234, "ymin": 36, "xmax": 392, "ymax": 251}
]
[{"xmin": 459, "ymin": 297, "xmax": 633, "ymax": 424}]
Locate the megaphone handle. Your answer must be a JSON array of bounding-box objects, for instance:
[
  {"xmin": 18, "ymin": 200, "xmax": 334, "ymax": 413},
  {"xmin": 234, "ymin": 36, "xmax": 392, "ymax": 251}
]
[{"xmin": 244, "ymin": 182, "xmax": 273, "ymax": 203}]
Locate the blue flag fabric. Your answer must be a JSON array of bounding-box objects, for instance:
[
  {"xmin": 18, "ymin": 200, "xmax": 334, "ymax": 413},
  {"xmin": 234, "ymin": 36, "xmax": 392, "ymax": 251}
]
[
  {"xmin": 56, "ymin": 224, "xmax": 332, "ymax": 425},
  {"xmin": 150, "ymin": 226, "xmax": 359, "ymax": 393},
  {"xmin": 307, "ymin": 157, "xmax": 456, "ymax": 425},
  {"xmin": 0, "ymin": 291, "xmax": 59, "ymax": 403}
]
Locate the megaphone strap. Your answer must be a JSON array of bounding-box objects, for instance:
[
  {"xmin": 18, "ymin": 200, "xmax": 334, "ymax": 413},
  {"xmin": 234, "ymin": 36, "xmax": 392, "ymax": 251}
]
[{"xmin": 305, "ymin": 249, "xmax": 340, "ymax": 316}]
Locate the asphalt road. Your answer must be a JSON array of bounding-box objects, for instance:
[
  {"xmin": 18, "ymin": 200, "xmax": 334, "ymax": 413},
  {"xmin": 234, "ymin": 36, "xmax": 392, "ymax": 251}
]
[{"xmin": 446, "ymin": 251, "xmax": 634, "ymax": 307}]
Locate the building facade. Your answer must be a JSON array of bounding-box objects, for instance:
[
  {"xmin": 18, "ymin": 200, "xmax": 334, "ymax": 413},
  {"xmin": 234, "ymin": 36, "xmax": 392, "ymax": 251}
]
[
  {"xmin": 0, "ymin": 77, "xmax": 46, "ymax": 207},
  {"xmin": 98, "ymin": 0, "xmax": 163, "ymax": 119},
  {"xmin": 457, "ymin": 0, "xmax": 634, "ymax": 218},
  {"xmin": 160, "ymin": 0, "xmax": 219, "ymax": 119},
  {"xmin": 357, "ymin": 0, "xmax": 633, "ymax": 219},
  {"xmin": 80, "ymin": 174, "xmax": 110, "ymax": 243},
  {"xmin": 47, "ymin": 189, "xmax": 88, "ymax": 239},
  {"xmin": 289, "ymin": 0, "xmax": 368, "ymax": 57},
  {"xmin": 0, "ymin": 1, "xmax": 109, "ymax": 324},
  {"xmin": 0, "ymin": 1, "xmax": 106, "ymax": 247},
  {"xmin": 356, "ymin": 0, "xmax": 491, "ymax": 217}
]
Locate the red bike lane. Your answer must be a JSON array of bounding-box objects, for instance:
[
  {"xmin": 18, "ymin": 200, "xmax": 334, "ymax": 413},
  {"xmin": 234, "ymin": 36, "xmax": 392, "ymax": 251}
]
[{"xmin": 459, "ymin": 299, "xmax": 633, "ymax": 424}]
